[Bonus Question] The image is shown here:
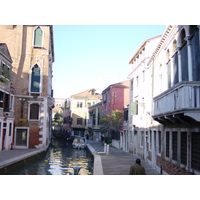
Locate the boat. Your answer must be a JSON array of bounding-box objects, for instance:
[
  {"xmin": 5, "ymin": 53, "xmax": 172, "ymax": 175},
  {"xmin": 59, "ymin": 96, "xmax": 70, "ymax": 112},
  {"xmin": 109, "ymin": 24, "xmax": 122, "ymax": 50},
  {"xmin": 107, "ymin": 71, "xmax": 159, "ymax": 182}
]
[{"xmin": 72, "ymin": 137, "xmax": 86, "ymax": 149}]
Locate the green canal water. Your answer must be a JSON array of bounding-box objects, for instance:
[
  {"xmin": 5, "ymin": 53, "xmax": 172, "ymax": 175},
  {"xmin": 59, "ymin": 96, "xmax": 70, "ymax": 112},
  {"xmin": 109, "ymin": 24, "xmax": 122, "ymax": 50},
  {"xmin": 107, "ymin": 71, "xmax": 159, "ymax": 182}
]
[{"xmin": 11, "ymin": 139, "xmax": 94, "ymax": 175}]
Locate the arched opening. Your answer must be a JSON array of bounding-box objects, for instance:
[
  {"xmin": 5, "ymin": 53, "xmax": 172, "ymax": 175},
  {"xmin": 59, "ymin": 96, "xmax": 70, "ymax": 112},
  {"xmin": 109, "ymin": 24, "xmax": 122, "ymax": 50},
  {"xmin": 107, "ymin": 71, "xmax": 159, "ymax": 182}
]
[
  {"xmin": 30, "ymin": 64, "xmax": 41, "ymax": 93},
  {"xmin": 172, "ymin": 40, "xmax": 179, "ymax": 85},
  {"xmin": 166, "ymin": 49, "xmax": 171, "ymax": 88},
  {"xmin": 179, "ymin": 29, "xmax": 188, "ymax": 81},
  {"xmin": 190, "ymin": 25, "xmax": 200, "ymax": 81}
]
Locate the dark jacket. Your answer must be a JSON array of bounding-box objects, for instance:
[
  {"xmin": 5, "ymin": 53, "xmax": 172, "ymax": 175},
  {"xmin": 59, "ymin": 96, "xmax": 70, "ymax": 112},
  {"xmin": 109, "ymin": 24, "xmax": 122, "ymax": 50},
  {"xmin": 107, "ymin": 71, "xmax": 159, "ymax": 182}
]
[{"xmin": 129, "ymin": 164, "xmax": 146, "ymax": 175}]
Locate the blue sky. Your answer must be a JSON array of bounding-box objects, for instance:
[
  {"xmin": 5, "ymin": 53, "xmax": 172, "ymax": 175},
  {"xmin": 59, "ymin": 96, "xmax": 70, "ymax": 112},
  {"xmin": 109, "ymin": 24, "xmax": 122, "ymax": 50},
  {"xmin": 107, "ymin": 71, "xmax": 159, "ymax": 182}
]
[{"xmin": 52, "ymin": 25, "xmax": 166, "ymax": 98}]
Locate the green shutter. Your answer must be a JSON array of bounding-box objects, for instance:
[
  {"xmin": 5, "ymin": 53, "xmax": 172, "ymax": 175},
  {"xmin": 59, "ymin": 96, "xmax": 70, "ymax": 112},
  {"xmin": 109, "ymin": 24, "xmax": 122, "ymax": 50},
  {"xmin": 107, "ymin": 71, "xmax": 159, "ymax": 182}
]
[
  {"xmin": 34, "ymin": 27, "xmax": 43, "ymax": 46},
  {"xmin": 31, "ymin": 65, "xmax": 40, "ymax": 93},
  {"xmin": 130, "ymin": 101, "xmax": 138, "ymax": 115}
]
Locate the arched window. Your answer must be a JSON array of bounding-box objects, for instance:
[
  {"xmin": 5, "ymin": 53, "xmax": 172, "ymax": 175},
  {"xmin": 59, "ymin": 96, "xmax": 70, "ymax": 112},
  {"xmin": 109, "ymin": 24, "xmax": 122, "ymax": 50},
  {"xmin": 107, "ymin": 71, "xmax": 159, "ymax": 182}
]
[
  {"xmin": 189, "ymin": 25, "xmax": 200, "ymax": 81},
  {"xmin": 166, "ymin": 49, "xmax": 171, "ymax": 88},
  {"xmin": 179, "ymin": 29, "xmax": 188, "ymax": 81},
  {"xmin": 34, "ymin": 26, "xmax": 43, "ymax": 47},
  {"xmin": 30, "ymin": 64, "xmax": 41, "ymax": 93},
  {"xmin": 172, "ymin": 40, "xmax": 179, "ymax": 85}
]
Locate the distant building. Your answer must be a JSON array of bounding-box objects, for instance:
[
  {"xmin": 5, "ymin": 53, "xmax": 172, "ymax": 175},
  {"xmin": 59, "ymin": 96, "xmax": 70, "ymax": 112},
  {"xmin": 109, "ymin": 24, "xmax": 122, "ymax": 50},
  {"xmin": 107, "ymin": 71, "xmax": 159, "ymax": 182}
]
[
  {"xmin": 0, "ymin": 25, "xmax": 55, "ymax": 150},
  {"xmin": 53, "ymin": 98, "xmax": 65, "ymax": 117},
  {"xmin": 102, "ymin": 80, "xmax": 129, "ymax": 116},
  {"xmin": 102, "ymin": 80, "xmax": 129, "ymax": 148},
  {"xmin": 68, "ymin": 89, "xmax": 102, "ymax": 137},
  {"xmin": 87, "ymin": 102, "xmax": 102, "ymax": 141}
]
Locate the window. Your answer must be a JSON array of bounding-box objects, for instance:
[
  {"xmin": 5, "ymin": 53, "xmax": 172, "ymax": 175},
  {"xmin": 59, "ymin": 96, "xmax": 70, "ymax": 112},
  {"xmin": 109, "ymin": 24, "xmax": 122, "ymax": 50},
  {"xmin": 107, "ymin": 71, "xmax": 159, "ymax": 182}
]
[
  {"xmin": 130, "ymin": 80, "xmax": 133, "ymax": 91},
  {"xmin": 9, "ymin": 123, "xmax": 12, "ymax": 136},
  {"xmin": 136, "ymin": 76, "xmax": 139, "ymax": 86},
  {"xmin": 140, "ymin": 131, "xmax": 144, "ymax": 147},
  {"xmin": 0, "ymin": 91, "xmax": 10, "ymax": 112},
  {"xmin": 0, "ymin": 61, "xmax": 11, "ymax": 80},
  {"xmin": 77, "ymin": 101, "xmax": 83, "ymax": 108},
  {"xmin": 34, "ymin": 26, "xmax": 43, "ymax": 47},
  {"xmin": 142, "ymin": 71, "xmax": 145, "ymax": 82},
  {"xmin": 172, "ymin": 131, "xmax": 178, "ymax": 161},
  {"xmin": 191, "ymin": 132, "xmax": 200, "ymax": 171},
  {"xmin": 29, "ymin": 103, "xmax": 39, "ymax": 120},
  {"xmin": 77, "ymin": 118, "xmax": 82, "ymax": 125},
  {"xmin": 30, "ymin": 64, "xmax": 41, "ymax": 93},
  {"xmin": 149, "ymin": 131, "xmax": 152, "ymax": 150},
  {"xmin": 124, "ymin": 109, "xmax": 128, "ymax": 121},
  {"xmin": 130, "ymin": 101, "xmax": 138, "ymax": 115},
  {"xmin": 158, "ymin": 131, "xmax": 161, "ymax": 153},
  {"xmin": 15, "ymin": 128, "xmax": 28, "ymax": 147},
  {"xmin": 181, "ymin": 132, "xmax": 187, "ymax": 165},
  {"xmin": 166, "ymin": 132, "xmax": 170, "ymax": 158}
]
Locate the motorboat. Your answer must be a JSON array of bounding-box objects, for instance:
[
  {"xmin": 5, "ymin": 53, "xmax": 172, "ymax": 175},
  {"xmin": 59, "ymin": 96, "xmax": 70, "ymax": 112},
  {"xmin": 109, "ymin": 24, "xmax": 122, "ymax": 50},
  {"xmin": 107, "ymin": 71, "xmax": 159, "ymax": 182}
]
[{"xmin": 72, "ymin": 137, "xmax": 86, "ymax": 149}]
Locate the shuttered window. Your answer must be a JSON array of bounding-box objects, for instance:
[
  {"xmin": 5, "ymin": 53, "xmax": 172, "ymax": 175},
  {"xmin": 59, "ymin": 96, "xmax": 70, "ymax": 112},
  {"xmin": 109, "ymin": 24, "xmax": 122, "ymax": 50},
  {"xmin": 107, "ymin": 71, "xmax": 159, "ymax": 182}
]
[
  {"xmin": 29, "ymin": 103, "xmax": 39, "ymax": 120},
  {"xmin": 130, "ymin": 101, "xmax": 138, "ymax": 115},
  {"xmin": 172, "ymin": 131, "xmax": 178, "ymax": 161},
  {"xmin": 191, "ymin": 132, "xmax": 200, "ymax": 171},
  {"xmin": 166, "ymin": 131, "xmax": 170, "ymax": 158},
  {"xmin": 181, "ymin": 132, "xmax": 187, "ymax": 165}
]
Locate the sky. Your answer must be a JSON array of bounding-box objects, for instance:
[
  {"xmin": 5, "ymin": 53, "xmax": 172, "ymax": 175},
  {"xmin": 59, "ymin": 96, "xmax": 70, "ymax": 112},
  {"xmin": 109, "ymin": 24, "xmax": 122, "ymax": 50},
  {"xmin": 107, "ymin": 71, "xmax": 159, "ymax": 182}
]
[{"xmin": 52, "ymin": 25, "xmax": 166, "ymax": 98}]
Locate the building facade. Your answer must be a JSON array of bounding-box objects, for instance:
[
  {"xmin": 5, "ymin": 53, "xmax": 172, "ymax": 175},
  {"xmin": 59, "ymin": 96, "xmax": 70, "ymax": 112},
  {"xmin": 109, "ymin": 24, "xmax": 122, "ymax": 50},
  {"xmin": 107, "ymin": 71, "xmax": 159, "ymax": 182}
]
[
  {"xmin": 127, "ymin": 35, "xmax": 162, "ymax": 156},
  {"xmin": 148, "ymin": 25, "xmax": 200, "ymax": 175},
  {"xmin": 102, "ymin": 81, "xmax": 129, "ymax": 116},
  {"xmin": 102, "ymin": 80, "xmax": 129, "ymax": 148},
  {"xmin": 0, "ymin": 25, "xmax": 55, "ymax": 150},
  {"xmin": 69, "ymin": 89, "xmax": 102, "ymax": 137},
  {"xmin": 87, "ymin": 102, "xmax": 102, "ymax": 141},
  {"xmin": 0, "ymin": 44, "xmax": 15, "ymax": 151}
]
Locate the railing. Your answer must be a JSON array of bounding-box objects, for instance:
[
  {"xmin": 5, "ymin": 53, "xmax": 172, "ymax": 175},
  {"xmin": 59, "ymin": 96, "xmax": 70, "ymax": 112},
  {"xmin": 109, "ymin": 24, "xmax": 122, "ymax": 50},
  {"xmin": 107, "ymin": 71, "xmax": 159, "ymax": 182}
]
[{"xmin": 153, "ymin": 82, "xmax": 200, "ymax": 117}]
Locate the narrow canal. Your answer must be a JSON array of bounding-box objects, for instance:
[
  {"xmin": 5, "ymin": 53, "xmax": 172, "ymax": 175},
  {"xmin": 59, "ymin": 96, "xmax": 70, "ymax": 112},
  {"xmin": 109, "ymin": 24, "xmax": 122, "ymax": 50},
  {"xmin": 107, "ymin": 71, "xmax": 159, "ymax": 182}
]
[{"xmin": 11, "ymin": 139, "xmax": 94, "ymax": 175}]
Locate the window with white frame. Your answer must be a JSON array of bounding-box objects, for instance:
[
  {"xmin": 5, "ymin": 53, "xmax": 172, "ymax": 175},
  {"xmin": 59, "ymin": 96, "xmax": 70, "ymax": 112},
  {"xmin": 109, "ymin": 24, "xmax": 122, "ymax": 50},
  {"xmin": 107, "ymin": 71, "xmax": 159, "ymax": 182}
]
[
  {"xmin": 29, "ymin": 103, "xmax": 39, "ymax": 120},
  {"xmin": 30, "ymin": 64, "xmax": 41, "ymax": 93},
  {"xmin": 15, "ymin": 128, "xmax": 29, "ymax": 147}
]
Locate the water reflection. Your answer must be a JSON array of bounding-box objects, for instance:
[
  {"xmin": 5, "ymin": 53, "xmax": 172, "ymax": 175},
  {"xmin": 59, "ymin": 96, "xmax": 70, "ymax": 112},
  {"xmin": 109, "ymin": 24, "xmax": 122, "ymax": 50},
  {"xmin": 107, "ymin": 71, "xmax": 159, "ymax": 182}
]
[{"xmin": 12, "ymin": 139, "xmax": 93, "ymax": 175}]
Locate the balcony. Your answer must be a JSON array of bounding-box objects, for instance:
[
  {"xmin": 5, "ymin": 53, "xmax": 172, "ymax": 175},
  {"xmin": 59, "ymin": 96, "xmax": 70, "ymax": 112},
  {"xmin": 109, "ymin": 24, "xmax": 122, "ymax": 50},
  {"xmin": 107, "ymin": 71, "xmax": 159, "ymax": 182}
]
[{"xmin": 153, "ymin": 82, "xmax": 200, "ymax": 124}]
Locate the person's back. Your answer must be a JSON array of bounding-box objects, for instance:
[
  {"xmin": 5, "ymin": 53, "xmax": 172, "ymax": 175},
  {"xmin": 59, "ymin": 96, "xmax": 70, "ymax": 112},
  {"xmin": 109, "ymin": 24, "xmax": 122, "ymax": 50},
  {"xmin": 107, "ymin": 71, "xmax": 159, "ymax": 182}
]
[{"xmin": 129, "ymin": 158, "xmax": 146, "ymax": 175}]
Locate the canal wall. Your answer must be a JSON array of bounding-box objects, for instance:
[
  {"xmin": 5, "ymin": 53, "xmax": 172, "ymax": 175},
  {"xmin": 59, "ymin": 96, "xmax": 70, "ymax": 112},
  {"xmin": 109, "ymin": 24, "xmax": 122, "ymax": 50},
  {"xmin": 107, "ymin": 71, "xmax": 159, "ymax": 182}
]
[
  {"xmin": 0, "ymin": 148, "xmax": 47, "ymax": 175},
  {"xmin": 86, "ymin": 144, "xmax": 103, "ymax": 175}
]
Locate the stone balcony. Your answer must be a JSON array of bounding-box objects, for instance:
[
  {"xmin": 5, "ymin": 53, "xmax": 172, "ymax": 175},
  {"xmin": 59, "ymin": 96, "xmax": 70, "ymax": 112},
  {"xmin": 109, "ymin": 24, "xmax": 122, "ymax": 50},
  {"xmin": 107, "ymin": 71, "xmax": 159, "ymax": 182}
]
[{"xmin": 153, "ymin": 81, "xmax": 200, "ymax": 125}]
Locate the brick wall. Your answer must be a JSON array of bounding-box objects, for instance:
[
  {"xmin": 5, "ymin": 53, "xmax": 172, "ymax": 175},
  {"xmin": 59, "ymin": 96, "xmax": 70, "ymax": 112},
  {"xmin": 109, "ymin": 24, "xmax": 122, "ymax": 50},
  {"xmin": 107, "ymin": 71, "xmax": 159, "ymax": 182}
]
[{"xmin": 157, "ymin": 155, "xmax": 193, "ymax": 175}]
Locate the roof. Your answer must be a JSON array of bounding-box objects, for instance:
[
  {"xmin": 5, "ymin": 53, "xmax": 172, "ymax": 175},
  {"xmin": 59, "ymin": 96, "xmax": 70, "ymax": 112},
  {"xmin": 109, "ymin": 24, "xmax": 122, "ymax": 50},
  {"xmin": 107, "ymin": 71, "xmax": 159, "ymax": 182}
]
[
  {"xmin": 129, "ymin": 35, "xmax": 162, "ymax": 64},
  {"xmin": 147, "ymin": 25, "xmax": 174, "ymax": 66},
  {"xmin": 70, "ymin": 89, "xmax": 101, "ymax": 98},
  {"xmin": 102, "ymin": 80, "xmax": 129, "ymax": 94},
  {"xmin": 0, "ymin": 43, "xmax": 12, "ymax": 63}
]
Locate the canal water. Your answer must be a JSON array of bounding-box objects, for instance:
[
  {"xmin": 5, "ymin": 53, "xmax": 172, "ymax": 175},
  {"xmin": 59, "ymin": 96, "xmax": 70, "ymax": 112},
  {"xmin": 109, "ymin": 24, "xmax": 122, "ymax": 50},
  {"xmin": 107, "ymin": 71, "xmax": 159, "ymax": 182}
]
[{"xmin": 11, "ymin": 139, "xmax": 94, "ymax": 175}]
